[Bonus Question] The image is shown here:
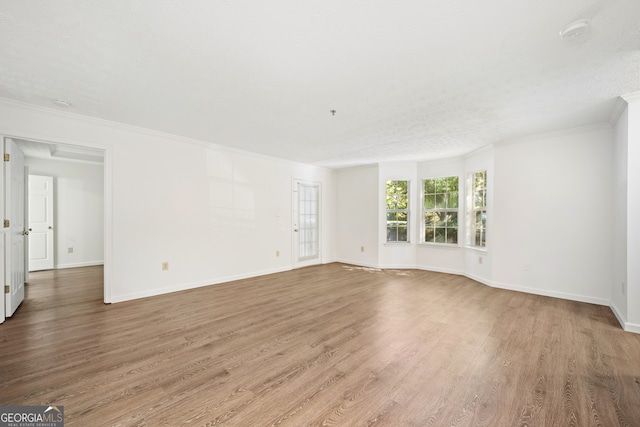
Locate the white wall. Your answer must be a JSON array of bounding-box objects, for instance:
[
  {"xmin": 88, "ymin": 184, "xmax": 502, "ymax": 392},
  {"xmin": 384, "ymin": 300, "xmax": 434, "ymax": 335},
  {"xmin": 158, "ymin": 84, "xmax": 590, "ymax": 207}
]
[
  {"xmin": 335, "ymin": 165, "xmax": 379, "ymax": 267},
  {"xmin": 25, "ymin": 157, "xmax": 104, "ymax": 269},
  {"xmin": 612, "ymin": 107, "xmax": 628, "ymax": 321},
  {"xmin": 0, "ymin": 99, "xmax": 335, "ymax": 303},
  {"xmin": 493, "ymin": 125, "xmax": 613, "ymax": 305}
]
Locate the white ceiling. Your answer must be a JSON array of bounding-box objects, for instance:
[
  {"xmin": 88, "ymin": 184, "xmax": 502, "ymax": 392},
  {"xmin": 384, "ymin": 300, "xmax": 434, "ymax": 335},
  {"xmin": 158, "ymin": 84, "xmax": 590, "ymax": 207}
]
[{"xmin": 0, "ymin": 1, "xmax": 638, "ymax": 168}]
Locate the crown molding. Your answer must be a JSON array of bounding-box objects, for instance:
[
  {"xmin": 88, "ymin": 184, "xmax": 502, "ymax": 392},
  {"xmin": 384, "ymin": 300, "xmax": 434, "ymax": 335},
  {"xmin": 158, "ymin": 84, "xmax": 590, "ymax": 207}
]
[
  {"xmin": 621, "ymin": 91, "xmax": 640, "ymax": 103},
  {"xmin": 609, "ymin": 96, "xmax": 628, "ymax": 124}
]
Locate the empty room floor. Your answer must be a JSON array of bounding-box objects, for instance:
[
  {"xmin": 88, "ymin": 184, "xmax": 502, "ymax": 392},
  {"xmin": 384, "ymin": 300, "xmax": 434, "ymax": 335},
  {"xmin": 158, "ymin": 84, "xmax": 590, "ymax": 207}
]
[{"xmin": 1, "ymin": 264, "xmax": 639, "ymax": 426}]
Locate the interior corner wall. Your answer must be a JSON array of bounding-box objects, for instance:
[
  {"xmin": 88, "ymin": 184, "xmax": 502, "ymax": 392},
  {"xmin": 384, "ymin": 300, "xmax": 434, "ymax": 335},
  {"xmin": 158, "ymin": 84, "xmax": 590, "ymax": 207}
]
[
  {"xmin": 335, "ymin": 165, "xmax": 379, "ymax": 267},
  {"xmin": 492, "ymin": 125, "xmax": 613, "ymax": 305},
  {"xmin": 0, "ymin": 99, "xmax": 335, "ymax": 303},
  {"xmin": 25, "ymin": 157, "xmax": 104, "ymax": 269},
  {"xmin": 612, "ymin": 107, "xmax": 628, "ymax": 322}
]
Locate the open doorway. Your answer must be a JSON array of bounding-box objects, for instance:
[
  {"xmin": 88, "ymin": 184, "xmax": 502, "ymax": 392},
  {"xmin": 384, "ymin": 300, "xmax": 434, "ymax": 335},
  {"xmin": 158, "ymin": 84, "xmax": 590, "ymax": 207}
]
[{"xmin": 15, "ymin": 138, "xmax": 105, "ymax": 288}]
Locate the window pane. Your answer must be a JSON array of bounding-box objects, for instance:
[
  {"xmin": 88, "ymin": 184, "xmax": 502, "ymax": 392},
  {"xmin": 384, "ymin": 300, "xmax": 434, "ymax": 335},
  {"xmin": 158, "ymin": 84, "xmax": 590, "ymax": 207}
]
[
  {"xmin": 474, "ymin": 191, "xmax": 483, "ymax": 209},
  {"xmin": 425, "ymin": 227, "xmax": 435, "ymax": 242},
  {"xmin": 422, "ymin": 175, "xmax": 459, "ymax": 245},
  {"xmin": 425, "ymin": 212, "xmax": 438, "ymax": 227},
  {"xmin": 447, "ymin": 192, "xmax": 458, "ymax": 209},
  {"xmin": 386, "ymin": 196, "xmax": 396, "ymax": 210},
  {"xmin": 386, "ymin": 180, "xmax": 409, "ymax": 242},
  {"xmin": 424, "ymin": 195, "xmax": 435, "ymax": 209},
  {"xmin": 448, "ymin": 176, "xmax": 459, "ymax": 192},
  {"xmin": 469, "ymin": 170, "xmax": 487, "ymax": 247},
  {"xmin": 475, "ymin": 171, "xmax": 486, "ymax": 191},
  {"xmin": 397, "ymin": 226, "xmax": 408, "ymax": 242},
  {"xmin": 424, "ymin": 179, "xmax": 435, "ymax": 194},
  {"xmin": 448, "ymin": 212, "xmax": 458, "ymax": 227},
  {"xmin": 447, "ymin": 228, "xmax": 458, "ymax": 244}
]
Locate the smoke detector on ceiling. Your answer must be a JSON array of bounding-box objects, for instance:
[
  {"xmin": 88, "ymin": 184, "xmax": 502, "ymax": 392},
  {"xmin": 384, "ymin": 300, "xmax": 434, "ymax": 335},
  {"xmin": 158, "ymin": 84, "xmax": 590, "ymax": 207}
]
[{"xmin": 559, "ymin": 19, "xmax": 590, "ymax": 39}]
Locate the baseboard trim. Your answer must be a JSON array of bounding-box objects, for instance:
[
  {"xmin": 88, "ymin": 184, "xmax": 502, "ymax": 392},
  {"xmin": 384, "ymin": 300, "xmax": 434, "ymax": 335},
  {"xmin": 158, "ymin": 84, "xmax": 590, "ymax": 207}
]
[
  {"xmin": 55, "ymin": 261, "xmax": 104, "ymax": 269},
  {"xmin": 610, "ymin": 303, "xmax": 627, "ymax": 330},
  {"xmin": 607, "ymin": 304, "xmax": 640, "ymax": 334},
  {"xmin": 464, "ymin": 272, "xmax": 494, "ymax": 287},
  {"xmin": 110, "ymin": 266, "xmax": 293, "ymax": 303},
  {"xmin": 624, "ymin": 322, "xmax": 640, "ymax": 334},
  {"xmin": 416, "ymin": 265, "xmax": 465, "ymax": 276},
  {"xmin": 334, "ymin": 258, "xmax": 382, "ymax": 269},
  {"xmin": 491, "ymin": 280, "xmax": 610, "ymax": 306}
]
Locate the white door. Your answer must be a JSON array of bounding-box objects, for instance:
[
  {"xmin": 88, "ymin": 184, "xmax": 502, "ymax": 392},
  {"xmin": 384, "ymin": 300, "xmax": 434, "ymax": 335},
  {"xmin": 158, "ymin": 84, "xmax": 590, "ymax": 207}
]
[
  {"xmin": 4, "ymin": 138, "xmax": 26, "ymax": 317},
  {"xmin": 28, "ymin": 175, "xmax": 54, "ymax": 271},
  {"xmin": 292, "ymin": 179, "xmax": 321, "ymax": 268}
]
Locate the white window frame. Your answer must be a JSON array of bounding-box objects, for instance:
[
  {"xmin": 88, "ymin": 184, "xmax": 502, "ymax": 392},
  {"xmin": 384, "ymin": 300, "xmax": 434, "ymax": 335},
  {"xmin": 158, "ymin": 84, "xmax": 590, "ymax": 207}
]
[
  {"xmin": 385, "ymin": 179, "xmax": 410, "ymax": 243},
  {"xmin": 422, "ymin": 176, "xmax": 459, "ymax": 245},
  {"xmin": 468, "ymin": 170, "xmax": 487, "ymax": 248}
]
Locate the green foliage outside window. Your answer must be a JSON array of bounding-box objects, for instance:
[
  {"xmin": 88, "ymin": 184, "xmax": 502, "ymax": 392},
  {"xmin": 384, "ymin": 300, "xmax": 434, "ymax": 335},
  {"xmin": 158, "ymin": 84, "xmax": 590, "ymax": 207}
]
[
  {"xmin": 423, "ymin": 176, "xmax": 458, "ymax": 244},
  {"xmin": 472, "ymin": 170, "xmax": 487, "ymax": 247},
  {"xmin": 386, "ymin": 180, "xmax": 409, "ymax": 242}
]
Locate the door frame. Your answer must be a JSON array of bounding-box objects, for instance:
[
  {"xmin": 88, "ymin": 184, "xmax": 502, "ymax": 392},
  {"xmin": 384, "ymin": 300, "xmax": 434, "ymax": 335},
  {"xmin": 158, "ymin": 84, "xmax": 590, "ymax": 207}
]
[
  {"xmin": 292, "ymin": 178, "xmax": 322, "ymax": 269},
  {"xmin": 0, "ymin": 133, "xmax": 112, "ymax": 309}
]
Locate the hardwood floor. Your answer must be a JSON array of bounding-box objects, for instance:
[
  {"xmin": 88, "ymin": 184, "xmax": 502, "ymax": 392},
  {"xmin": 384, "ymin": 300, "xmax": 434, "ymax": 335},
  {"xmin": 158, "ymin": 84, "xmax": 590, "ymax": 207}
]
[{"xmin": 1, "ymin": 264, "xmax": 639, "ymax": 426}]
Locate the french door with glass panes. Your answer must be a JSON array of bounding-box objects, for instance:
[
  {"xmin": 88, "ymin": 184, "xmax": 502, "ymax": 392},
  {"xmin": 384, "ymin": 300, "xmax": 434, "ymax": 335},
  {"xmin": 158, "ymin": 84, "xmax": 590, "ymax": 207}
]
[{"xmin": 292, "ymin": 179, "xmax": 321, "ymax": 268}]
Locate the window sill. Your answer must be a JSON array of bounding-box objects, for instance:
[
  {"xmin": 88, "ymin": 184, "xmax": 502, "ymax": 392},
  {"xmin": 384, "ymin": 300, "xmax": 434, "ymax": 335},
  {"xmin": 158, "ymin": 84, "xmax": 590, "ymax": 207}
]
[
  {"xmin": 419, "ymin": 243, "xmax": 461, "ymax": 249},
  {"xmin": 384, "ymin": 241, "xmax": 413, "ymax": 245},
  {"xmin": 465, "ymin": 245, "xmax": 488, "ymax": 253}
]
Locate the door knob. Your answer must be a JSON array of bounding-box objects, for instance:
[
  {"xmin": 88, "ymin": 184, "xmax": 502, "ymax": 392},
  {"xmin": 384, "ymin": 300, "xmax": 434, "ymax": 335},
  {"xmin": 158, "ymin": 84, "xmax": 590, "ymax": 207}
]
[
  {"xmin": 21, "ymin": 230, "xmax": 29, "ymax": 236},
  {"xmin": 48, "ymin": 226, "xmax": 53, "ymax": 230}
]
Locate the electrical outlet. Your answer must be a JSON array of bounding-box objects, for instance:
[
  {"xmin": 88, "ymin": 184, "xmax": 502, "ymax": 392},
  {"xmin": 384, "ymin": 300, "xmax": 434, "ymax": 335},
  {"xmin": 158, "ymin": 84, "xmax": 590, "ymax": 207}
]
[
  {"xmin": 68, "ymin": 247, "xmax": 73, "ymax": 254},
  {"xmin": 361, "ymin": 246, "xmax": 365, "ymax": 252},
  {"xmin": 162, "ymin": 262, "xmax": 169, "ymax": 271},
  {"xmin": 478, "ymin": 256, "xmax": 483, "ymax": 264},
  {"xmin": 276, "ymin": 250, "xmax": 280, "ymax": 257}
]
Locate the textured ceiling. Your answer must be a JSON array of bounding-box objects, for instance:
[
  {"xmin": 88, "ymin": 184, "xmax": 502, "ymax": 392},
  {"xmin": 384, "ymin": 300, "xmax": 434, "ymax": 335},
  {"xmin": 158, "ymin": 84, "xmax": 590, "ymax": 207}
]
[{"xmin": 0, "ymin": 1, "xmax": 639, "ymax": 168}]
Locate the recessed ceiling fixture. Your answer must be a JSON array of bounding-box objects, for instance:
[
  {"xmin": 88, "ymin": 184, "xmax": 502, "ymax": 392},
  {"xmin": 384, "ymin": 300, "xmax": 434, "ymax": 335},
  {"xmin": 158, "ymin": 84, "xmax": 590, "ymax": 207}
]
[
  {"xmin": 559, "ymin": 19, "xmax": 590, "ymax": 38},
  {"xmin": 330, "ymin": 110, "xmax": 336, "ymax": 116},
  {"xmin": 52, "ymin": 99, "xmax": 71, "ymax": 108}
]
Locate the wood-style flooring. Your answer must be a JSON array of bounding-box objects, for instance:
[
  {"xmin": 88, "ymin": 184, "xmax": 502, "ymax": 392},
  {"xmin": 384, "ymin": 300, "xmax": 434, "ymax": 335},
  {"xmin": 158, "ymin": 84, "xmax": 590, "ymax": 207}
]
[{"xmin": 1, "ymin": 264, "xmax": 639, "ymax": 426}]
